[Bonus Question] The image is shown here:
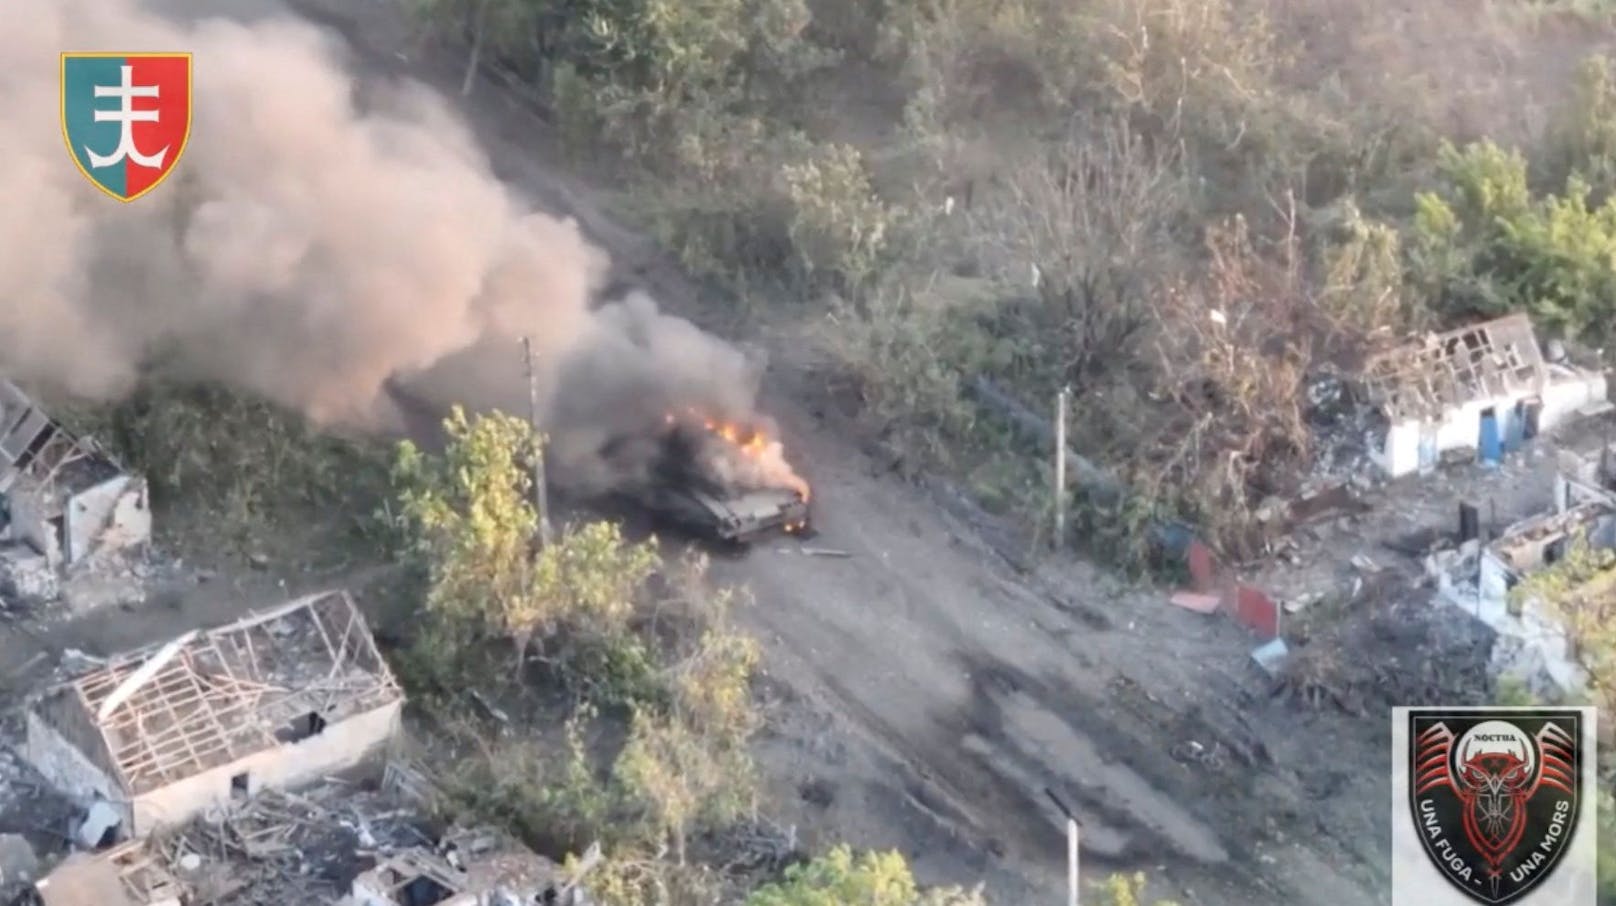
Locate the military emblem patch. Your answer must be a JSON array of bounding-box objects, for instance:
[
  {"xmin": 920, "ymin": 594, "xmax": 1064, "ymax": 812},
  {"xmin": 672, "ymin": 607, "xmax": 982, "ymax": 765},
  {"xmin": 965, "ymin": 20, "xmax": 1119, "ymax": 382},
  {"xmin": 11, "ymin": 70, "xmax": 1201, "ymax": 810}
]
[
  {"xmin": 1406, "ymin": 709, "xmax": 1583, "ymax": 904},
  {"xmin": 61, "ymin": 52, "xmax": 192, "ymax": 202}
]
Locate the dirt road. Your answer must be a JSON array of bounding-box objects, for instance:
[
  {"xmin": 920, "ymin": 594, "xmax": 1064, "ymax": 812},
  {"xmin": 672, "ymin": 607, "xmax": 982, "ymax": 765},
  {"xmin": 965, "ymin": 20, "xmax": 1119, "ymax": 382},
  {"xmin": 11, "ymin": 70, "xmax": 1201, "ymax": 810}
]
[{"xmin": 128, "ymin": 2, "xmax": 1401, "ymax": 902}]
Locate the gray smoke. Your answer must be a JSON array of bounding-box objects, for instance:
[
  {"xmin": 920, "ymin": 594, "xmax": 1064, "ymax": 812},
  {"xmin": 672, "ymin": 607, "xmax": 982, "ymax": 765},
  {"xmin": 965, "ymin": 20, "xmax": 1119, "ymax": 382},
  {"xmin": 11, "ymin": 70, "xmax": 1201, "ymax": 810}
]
[{"xmin": 1, "ymin": 0, "xmax": 779, "ymax": 495}]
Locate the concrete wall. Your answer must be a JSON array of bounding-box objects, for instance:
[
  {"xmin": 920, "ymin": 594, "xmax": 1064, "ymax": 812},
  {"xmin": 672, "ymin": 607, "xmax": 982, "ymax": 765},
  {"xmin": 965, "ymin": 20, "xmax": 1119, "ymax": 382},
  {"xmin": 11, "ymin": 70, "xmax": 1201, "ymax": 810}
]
[
  {"xmin": 1542, "ymin": 367, "xmax": 1608, "ymax": 427},
  {"xmin": 9, "ymin": 484, "xmax": 61, "ymax": 567},
  {"xmin": 1478, "ymin": 549, "xmax": 1513, "ymax": 611},
  {"xmin": 350, "ymin": 875, "xmax": 395, "ymax": 906},
  {"xmin": 64, "ymin": 475, "xmax": 150, "ymax": 564},
  {"xmin": 1554, "ymin": 474, "xmax": 1614, "ymax": 514},
  {"xmin": 24, "ymin": 711, "xmax": 133, "ymax": 826},
  {"xmin": 130, "ymin": 699, "xmax": 402, "ymax": 835},
  {"xmin": 1374, "ymin": 370, "xmax": 1608, "ymax": 478}
]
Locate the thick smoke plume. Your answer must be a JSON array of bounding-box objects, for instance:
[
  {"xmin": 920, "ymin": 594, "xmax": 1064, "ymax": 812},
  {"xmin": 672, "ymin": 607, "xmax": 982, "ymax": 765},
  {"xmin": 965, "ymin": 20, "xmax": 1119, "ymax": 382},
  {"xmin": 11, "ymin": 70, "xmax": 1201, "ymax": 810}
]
[{"xmin": 1, "ymin": 0, "xmax": 801, "ymax": 498}]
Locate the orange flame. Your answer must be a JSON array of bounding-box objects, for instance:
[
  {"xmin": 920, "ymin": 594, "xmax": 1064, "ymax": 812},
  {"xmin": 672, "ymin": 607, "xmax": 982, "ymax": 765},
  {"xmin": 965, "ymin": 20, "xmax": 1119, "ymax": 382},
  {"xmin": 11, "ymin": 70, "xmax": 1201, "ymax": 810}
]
[{"xmin": 666, "ymin": 409, "xmax": 811, "ymax": 502}]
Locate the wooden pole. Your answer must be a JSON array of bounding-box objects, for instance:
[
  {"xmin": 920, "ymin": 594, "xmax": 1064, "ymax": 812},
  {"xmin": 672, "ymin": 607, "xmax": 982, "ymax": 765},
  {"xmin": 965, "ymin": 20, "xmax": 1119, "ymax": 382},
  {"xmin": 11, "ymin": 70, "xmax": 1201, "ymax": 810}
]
[
  {"xmin": 1044, "ymin": 787, "xmax": 1081, "ymax": 906},
  {"xmin": 522, "ymin": 337, "xmax": 552, "ymax": 546},
  {"xmin": 1068, "ymin": 818, "xmax": 1080, "ymax": 906},
  {"xmin": 1053, "ymin": 386, "xmax": 1069, "ymax": 549}
]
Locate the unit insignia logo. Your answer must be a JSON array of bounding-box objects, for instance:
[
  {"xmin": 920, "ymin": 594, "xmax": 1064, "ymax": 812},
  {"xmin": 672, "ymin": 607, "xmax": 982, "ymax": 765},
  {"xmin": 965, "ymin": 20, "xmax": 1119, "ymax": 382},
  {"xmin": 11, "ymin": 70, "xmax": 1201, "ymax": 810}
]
[
  {"xmin": 1408, "ymin": 708, "xmax": 1582, "ymax": 904},
  {"xmin": 61, "ymin": 52, "xmax": 192, "ymax": 202}
]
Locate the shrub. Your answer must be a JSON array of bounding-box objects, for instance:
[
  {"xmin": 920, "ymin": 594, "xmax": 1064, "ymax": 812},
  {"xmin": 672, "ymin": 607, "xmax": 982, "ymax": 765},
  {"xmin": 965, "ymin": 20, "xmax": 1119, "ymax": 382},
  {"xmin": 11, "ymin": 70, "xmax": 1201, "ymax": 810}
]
[
  {"xmin": 1126, "ymin": 214, "xmax": 1314, "ymax": 559},
  {"xmin": 1090, "ymin": 872, "xmax": 1182, "ymax": 906},
  {"xmin": 816, "ymin": 284, "xmax": 979, "ymax": 466},
  {"xmin": 53, "ymin": 380, "xmax": 391, "ymax": 555},
  {"xmin": 392, "ymin": 407, "xmax": 660, "ymax": 680},
  {"xmin": 1410, "ymin": 140, "xmax": 1616, "ymax": 345},
  {"xmin": 1548, "ymin": 54, "xmax": 1616, "ymax": 199},
  {"xmin": 961, "ymin": 120, "xmax": 1191, "ymax": 395},
  {"xmin": 1315, "ymin": 199, "xmax": 1413, "ymax": 335},
  {"xmin": 745, "ymin": 845, "xmax": 985, "ymax": 905},
  {"xmin": 782, "ymin": 143, "xmax": 907, "ymax": 294}
]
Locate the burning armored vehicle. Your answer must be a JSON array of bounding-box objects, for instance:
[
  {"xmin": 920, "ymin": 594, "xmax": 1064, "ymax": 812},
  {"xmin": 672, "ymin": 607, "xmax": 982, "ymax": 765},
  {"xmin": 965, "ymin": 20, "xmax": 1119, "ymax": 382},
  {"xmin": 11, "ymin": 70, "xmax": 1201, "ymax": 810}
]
[
  {"xmin": 383, "ymin": 377, "xmax": 811, "ymax": 544},
  {"xmin": 613, "ymin": 411, "xmax": 811, "ymax": 544}
]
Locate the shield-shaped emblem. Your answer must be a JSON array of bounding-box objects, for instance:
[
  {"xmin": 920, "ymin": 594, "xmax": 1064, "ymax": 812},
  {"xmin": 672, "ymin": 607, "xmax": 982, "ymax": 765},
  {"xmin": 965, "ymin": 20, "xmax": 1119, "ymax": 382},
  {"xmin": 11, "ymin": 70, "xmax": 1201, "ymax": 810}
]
[
  {"xmin": 61, "ymin": 52, "xmax": 192, "ymax": 202},
  {"xmin": 1407, "ymin": 709, "xmax": 1582, "ymax": 904}
]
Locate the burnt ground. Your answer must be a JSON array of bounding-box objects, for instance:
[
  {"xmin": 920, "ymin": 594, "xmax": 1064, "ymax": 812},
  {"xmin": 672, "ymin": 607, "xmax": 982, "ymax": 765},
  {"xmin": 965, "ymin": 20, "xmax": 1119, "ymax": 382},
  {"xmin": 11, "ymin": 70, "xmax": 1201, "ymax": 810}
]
[{"xmin": 8, "ymin": 2, "xmax": 1604, "ymax": 905}]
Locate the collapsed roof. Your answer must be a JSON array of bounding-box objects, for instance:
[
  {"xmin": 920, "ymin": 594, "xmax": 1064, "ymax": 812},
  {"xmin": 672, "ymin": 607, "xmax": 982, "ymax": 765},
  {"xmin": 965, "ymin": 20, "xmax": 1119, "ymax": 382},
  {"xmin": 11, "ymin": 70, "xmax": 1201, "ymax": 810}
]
[
  {"xmin": 1361, "ymin": 314, "xmax": 1552, "ymax": 422},
  {"xmin": 0, "ymin": 380, "xmax": 124, "ymax": 504},
  {"xmin": 31, "ymin": 591, "xmax": 402, "ymax": 796}
]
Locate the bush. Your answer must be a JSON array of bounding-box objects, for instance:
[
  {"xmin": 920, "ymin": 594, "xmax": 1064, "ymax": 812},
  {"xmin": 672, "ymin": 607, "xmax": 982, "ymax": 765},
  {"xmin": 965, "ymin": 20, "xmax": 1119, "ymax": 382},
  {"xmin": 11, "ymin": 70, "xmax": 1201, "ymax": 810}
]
[
  {"xmin": 391, "ymin": 407, "xmax": 767, "ymax": 873},
  {"xmin": 782, "ymin": 143, "xmax": 907, "ymax": 294},
  {"xmin": 1547, "ymin": 55, "xmax": 1616, "ymax": 200},
  {"xmin": 392, "ymin": 407, "xmax": 661, "ymax": 683},
  {"xmin": 1314, "ymin": 199, "xmax": 1412, "ymax": 335},
  {"xmin": 53, "ymin": 380, "xmax": 391, "ymax": 555},
  {"xmin": 816, "ymin": 285, "xmax": 979, "ymax": 467},
  {"xmin": 1122, "ymin": 213, "xmax": 1315, "ymax": 559},
  {"xmin": 1410, "ymin": 140, "xmax": 1616, "ymax": 346},
  {"xmin": 961, "ymin": 120, "xmax": 1191, "ymax": 395},
  {"xmin": 745, "ymin": 846, "xmax": 984, "ymax": 905},
  {"xmin": 1090, "ymin": 872, "xmax": 1181, "ymax": 906}
]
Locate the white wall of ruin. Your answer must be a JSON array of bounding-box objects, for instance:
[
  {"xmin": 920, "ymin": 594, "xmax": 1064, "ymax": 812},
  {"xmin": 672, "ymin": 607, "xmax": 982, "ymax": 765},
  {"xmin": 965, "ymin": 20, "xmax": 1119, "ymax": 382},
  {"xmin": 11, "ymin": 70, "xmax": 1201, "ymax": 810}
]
[
  {"xmin": 129, "ymin": 699, "xmax": 402, "ymax": 835},
  {"xmin": 1542, "ymin": 366, "xmax": 1608, "ymax": 426},
  {"xmin": 64, "ymin": 475, "xmax": 150, "ymax": 564},
  {"xmin": 9, "ymin": 484, "xmax": 61, "ymax": 567},
  {"xmin": 23, "ymin": 710, "xmax": 132, "ymax": 822},
  {"xmin": 1447, "ymin": 529, "xmax": 1599, "ymax": 699},
  {"xmin": 1376, "ymin": 369, "xmax": 1607, "ymax": 478},
  {"xmin": 349, "ymin": 874, "xmax": 397, "ymax": 906}
]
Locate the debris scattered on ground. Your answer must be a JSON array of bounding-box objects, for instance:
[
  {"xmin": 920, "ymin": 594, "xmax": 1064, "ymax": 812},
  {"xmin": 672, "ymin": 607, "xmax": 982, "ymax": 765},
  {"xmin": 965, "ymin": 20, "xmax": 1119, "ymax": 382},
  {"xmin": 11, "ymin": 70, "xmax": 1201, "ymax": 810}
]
[
  {"xmin": 1250, "ymin": 638, "xmax": 1289, "ymax": 677},
  {"xmin": 74, "ymin": 801, "xmax": 121, "ymax": 850},
  {"xmin": 1281, "ymin": 592, "xmax": 1320, "ymax": 615},
  {"xmin": 1169, "ymin": 591, "xmax": 1221, "ymax": 614},
  {"xmin": 0, "ymin": 550, "xmax": 58, "ymax": 607},
  {"xmin": 798, "ymin": 547, "xmax": 851, "ymax": 558}
]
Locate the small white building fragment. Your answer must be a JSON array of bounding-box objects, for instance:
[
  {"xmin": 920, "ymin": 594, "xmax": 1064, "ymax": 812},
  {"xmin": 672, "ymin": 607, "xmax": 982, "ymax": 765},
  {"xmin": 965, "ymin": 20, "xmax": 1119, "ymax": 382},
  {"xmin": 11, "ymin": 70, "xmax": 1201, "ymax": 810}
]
[
  {"xmin": 33, "ymin": 840, "xmax": 185, "ymax": 906},
  {"xmin": 22, "ymin": 590, "xmax": 404, "ymax": 840},
  {"xmin": 1438, "ymin": 501, "xmax": 1616, "ymax": 695},
  {"xmin": 1360, "ymin": 314, "xmax": 1608, "ymax": 477},
  {"xmin": 1555, "ymin": 445, "xmax": 1616, "ymax": 513},
  {"xmin": 0, "ymin": 380, "xmax": 151, "ymax": 577}
]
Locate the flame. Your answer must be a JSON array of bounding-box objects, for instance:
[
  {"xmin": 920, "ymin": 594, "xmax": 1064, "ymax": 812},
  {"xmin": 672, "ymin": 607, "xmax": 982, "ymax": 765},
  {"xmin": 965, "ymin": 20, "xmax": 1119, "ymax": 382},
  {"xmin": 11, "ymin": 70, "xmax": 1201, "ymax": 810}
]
[{"xmin": 666, "ymin": 408, "xmax": 811, "ymax": 502}]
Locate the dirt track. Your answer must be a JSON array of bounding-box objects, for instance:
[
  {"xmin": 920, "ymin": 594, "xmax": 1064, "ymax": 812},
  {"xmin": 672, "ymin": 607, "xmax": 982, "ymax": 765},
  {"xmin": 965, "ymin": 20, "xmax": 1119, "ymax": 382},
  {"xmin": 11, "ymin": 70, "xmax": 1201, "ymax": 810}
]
[{"xmin": 142, "ymin": 1, "xmax": 1400, "ymax": 902}]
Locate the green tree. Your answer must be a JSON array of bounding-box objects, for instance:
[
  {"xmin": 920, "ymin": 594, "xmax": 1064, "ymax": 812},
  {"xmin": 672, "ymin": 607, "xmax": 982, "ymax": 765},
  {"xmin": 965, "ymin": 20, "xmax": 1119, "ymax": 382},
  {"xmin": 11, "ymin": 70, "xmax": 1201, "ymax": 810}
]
[
  {"xmin": 745, "ymin": 846, "xmax": 985, "ymax": 905},
  {"xmin": 1408, "ymin": 140, "xmax": 1616, "ymax": 345},
  {"xmin": 392, "ymin": 407, "xmax": 657, "ymax": 676}
]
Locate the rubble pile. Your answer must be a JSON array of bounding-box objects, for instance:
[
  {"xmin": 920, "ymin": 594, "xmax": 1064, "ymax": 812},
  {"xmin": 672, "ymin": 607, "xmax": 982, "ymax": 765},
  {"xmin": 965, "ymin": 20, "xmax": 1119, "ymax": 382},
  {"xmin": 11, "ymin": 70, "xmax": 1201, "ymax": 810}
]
[{"xmin": 0, "ymin": 381, "xmax": 153, "ymax": 618}]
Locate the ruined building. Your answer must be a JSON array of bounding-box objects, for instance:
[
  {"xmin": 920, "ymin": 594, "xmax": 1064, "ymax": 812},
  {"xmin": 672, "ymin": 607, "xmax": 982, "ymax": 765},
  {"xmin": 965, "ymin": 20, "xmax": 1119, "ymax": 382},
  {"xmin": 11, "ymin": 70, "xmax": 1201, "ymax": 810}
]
[
  {"xmin": 346, "ymin": 833, "xmax": 575, "ymax": 906},
  {"xmin": 1435, "ymin": 441, "xmax": 1616, "ymax": 696},
  {"xmin": 1361, "ymin": 315, "xmax": 1608, "ymax": 477},
  {"xmin": 0, "ymin": 380, "xmax": 150, "ymax": 599},
  {"xmin": 22, "ymin": 591, "xmax": 403, "ymax": 841},
  {"xmin": 31, "ymin": 840, "xmax": 185, "ymax": 906}
]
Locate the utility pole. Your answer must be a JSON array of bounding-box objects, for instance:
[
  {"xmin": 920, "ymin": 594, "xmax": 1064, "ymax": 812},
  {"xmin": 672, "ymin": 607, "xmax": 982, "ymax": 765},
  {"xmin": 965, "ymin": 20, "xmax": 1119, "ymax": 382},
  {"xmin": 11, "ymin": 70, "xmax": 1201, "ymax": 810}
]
[
  {"xmin": 1053, "ymin": 385, "xmax": 1070, "ymax": 550},
  {"xmin": 1045, "ymin": 788, "xmax": 1081, "ymax": 906},
  {"xmin": 1068, "ymin": 817, "xmax": 1080, "ymax": 906},
  {"xmin": 522, "ymin": 336, "xmax": 552, "ymax": 547}
]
